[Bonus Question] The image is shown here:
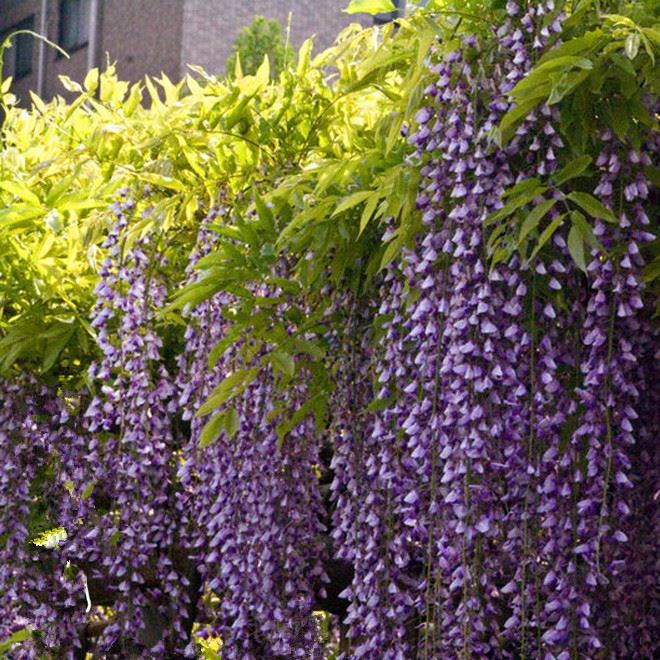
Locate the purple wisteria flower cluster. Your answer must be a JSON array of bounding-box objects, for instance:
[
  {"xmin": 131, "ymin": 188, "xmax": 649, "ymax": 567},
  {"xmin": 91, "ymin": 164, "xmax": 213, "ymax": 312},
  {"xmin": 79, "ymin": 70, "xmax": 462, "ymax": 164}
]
[
  {"xmin": 0, "ymin": 377, "xmax": 88, "ymax": 658},
  {"xmin": 324, "ymin": 2, "xmax": 658, "ymax": 660},
  {"xmin": 175, "ymin": 218, "xmax": 328, "ymax": 658},
  {"xmin": 327, "ymin": 2, "xmax": 658, "ymax": 659},
  {"xmin": 0, "ymin": 1, "xmax": 657, "ymax": 657}
]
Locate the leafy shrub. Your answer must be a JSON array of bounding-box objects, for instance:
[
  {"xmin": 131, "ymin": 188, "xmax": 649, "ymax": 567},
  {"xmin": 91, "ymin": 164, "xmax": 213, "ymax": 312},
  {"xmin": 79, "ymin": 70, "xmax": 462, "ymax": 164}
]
[{"xmin": 225, "ymin": 15, "xmax": 295, "ymax": 78}]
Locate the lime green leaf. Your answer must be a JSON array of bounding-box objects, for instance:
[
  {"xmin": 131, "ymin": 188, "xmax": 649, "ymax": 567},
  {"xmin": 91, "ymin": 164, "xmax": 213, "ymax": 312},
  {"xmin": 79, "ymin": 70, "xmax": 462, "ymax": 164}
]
[
  {"xmin": 196, "ymin": 366, "xmax": 259, "ymax": 416},
  {"xmin": 343, "ymin": 0, "xmax": 397, "ymax": 15},
  {"xmin": 567, "ymin": 225, "xmax": 586, "ymax": 272},
  {"xmin": 0, "ymin": 627, "xmax": 32, "ymax": 653},
  {"xmin": 624, "ymin": 32, "xmax": 640, "ymax": 60},
  {"xmin": 552, "ymin": 156, "xmax": 592, "ymax": 185},
  {"xmin": 297, "ymin": 38, "xmax": 314, "ymax": 76},
  {"xmin": 567, "ymin": 192, "xmax": 618, "ymax": 223},
  {"xmin": 0, "ymin": 180, "xmax": 42, "ymax": 207},
  {"xmin": 84, "ymin": 68, "xmax": 99, "ymax": 93},
  {"xmin": 138, "ymin": 173, "xmax": 187, "ymax": 192},
  {"xmin": 81, "ymin": 482, "xmax": 96, "ymax": 500},
  {"xmin": 332, "ymin": 190, "xmax": 374, "ymax": 217},
  {"xmin": 32, "ymin": 527, "xmax": 67, "ymax": 548},
  {"xmin": 270, "ymin": 351, "xmax": 295, "ymax": 377},
  {"xmin": 518, "ymin": 199, "xmax": 557, "ymax": 244},
  {"xmin": 602, "ymin": 14, "xmax": 636, "ymax": 28},
  {"xmin": 225, "ymin": 407, "xmax": 240, "ymax": 439},
  {"xmin": 642, "ymin": 27, "xmax": 660, "ymax": 46},
  {"xmin": 57, "ymin": 194, "xmax": 106, "ymax": 211},
  {"xmin": 199, "ymin": 412, "xmax": 226, "ymax": 448}
]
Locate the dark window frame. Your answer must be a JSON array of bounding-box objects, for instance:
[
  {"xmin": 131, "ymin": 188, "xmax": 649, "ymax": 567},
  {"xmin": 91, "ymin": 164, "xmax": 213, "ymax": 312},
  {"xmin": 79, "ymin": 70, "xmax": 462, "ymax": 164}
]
[
  {"xmin": 58, "ymin": 0, "xmax": 91, "ymax": 56},
  {"xmin": 1, "ymin": 16, "xmax": 35, "ymax": 80}
]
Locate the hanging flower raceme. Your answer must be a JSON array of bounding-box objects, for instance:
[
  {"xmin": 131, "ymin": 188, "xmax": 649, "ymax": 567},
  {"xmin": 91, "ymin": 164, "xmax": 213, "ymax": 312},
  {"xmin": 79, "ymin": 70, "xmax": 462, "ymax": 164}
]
[
  {"xmin": 175, "ymin": 222, "xmax": 328, "ymax": 658},
  {"xmin": 70, "ymin": 191, "xmax": 191, "ymax": 656},
  {"xmin": 0, "ymin": 378, "xmax": 88, "ymax": 658}
]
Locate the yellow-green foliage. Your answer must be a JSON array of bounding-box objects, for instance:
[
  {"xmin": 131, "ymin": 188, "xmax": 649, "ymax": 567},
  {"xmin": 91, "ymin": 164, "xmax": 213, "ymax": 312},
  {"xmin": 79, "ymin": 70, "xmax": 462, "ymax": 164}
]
[{"xmin": 0, "ymin": 16, "xmax": 442, "ymax": 384}]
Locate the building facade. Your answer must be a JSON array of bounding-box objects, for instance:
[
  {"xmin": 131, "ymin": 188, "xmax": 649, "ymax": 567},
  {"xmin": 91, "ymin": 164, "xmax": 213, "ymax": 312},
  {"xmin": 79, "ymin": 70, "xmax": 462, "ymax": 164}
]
[{"xmin": 0, "ymin": 0, "xmax": 391, "ymax": 105}]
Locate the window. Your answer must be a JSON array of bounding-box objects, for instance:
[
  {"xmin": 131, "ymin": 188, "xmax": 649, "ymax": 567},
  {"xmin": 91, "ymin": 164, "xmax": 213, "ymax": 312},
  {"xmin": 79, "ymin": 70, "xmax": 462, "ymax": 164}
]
[
  {"xmin": 59, "ymin": 0, "xmax": 91, "ymax": 52},
  {"xmin": 374, "ymin": 0, "xmax": 405, "ymax": 25},
  {"xmin": 1, "ymin": 16, "xmax": 35, "ymax": 79}
]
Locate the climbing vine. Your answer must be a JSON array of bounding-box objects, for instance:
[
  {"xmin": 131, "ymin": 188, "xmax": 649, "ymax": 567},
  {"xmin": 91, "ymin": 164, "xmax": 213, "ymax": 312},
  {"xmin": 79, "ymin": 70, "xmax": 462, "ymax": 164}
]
[{"xmin": 0, "ymin": 0, "xmax": 658, "ymax": 657}]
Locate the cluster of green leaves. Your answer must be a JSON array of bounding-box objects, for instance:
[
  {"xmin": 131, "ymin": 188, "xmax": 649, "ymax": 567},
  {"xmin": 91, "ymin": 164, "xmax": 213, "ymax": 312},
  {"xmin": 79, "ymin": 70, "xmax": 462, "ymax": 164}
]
[
  {"xmin": 225, "ymin": 15, "xmax": 295, "ymax": 78},
  {"xmin": 171, "ymin": 0, "xmax": 519, "ymax": 446},
  {"xmin": 172, "ymin": 17, "xmax": 445, "ymax": 445},
  {"xmin": 0, "ymin": 37, "xmax": 357, "ymax": 384},
  {"xmin": 0, "ymin": 0, "xmax": 526, "ymax": 436},
  {"xmin": 487, "ymin": 0, "xmax": 659, "ymax": 304}
]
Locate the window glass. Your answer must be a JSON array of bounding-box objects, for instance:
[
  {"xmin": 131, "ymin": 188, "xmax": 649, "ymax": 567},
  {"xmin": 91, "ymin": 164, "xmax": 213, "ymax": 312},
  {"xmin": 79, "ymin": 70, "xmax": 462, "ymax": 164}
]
[{"xmin": 59, "ymin": 0, "xmax": 90, "ymax": 51}]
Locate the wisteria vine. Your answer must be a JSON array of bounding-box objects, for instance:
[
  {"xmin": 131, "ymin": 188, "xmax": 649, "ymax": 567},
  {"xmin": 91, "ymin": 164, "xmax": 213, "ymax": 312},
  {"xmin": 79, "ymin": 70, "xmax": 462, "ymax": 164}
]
[{"xmin": 0, "ymin": 1, "xmax": 657, "ymax": 658}]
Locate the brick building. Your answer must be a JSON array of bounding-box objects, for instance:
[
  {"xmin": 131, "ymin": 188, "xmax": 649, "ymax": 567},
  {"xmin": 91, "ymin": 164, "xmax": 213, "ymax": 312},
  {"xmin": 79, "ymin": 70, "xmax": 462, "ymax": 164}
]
[{"xmin": 0, "ymin": 0, "xmax": 400, "ymax": 105}]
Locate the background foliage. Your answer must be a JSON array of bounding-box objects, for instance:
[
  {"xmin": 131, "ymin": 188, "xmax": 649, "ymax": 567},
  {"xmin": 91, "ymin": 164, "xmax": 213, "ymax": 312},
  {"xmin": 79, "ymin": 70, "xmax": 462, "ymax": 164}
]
[{"xmin": 224, "ymin": 15, "xmax": 296, "ymax": 78}]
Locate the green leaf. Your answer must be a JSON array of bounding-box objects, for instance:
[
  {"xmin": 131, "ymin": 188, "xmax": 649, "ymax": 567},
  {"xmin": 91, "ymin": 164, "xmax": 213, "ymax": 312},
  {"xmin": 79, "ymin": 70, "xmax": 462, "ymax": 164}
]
[
  {"xmin": 295, "ymin": 338, "xmax": 325, "ymax": 360},
  {"xmin": 518, "ymin": 199, "xmax": 557, "ymax": 244},
  {"xmin": 567, "ymin": 192, "xmax": 618, "ymax": 223},
  {"xmin": 359, "ymin": 193, "xmax": 381, "ymax": 236},
  {"xmin": 552, "ymin": 156, "xmax": 592, "ymax": 185},
  {"xmin": 570, "ymin": 210, "xmax": 605, "ymax": 253},
  {"xmin": 534, "ymin": 55, "xmax": 593, "ymax": 74},
  {"xmin": 253, "ymin": 192, "xmax": 275, "ymax": 234},
  {"xmin": 486, "ymin": 184, "xmax": 547, "ymax": 225},
  {"xmin": 496, "ymin": 98, "xmax": 540, "ymax": 144},
  {"xmin": 610, "ymin": 102, "xmax": 630, "ymax": 142},
  {"xmin": 602, "ymin": 14, "xmax": 636, "ymax": 28},
  {"xmin": 625, "ymin": 32, "xmax": 640, "ymax": 60},
  {"xmin": 642, "ymin": 27, "xmax": 660, "ymax": 47},
  {"xmin": 270, "ymin": 350, "xmax": 295, "ymax": 377},
  {"xmin": 343, "ymin": 0, "xmax": 397, "ymax": 15},
  {"xmin": 42, "ymin": 325, "xmax": 74, "ymax": 371},
  {"xmin": 225, "ymin": 407, "xmax": 240, "ymax": 439},
  {"xmin": 547, "ymin": 69, "xmax": 592, "ymax": 105},
  {"xmin": 529, "ymin": 214, "xmax": 565, "ymax": 261},
  {"xmin": 199, "ymin": 412, "xmax": 226, "ymax": 448},
  {"xmin": 501, "ymin": 177, "xmax": 542, "ymax": 199},
  {"xmin": 196, "ymin": 366, "xmax": 259, "ymax": 416},
  {"xmin": 567, "ymin": 225, "xmax": 586, "ymax": 272}
]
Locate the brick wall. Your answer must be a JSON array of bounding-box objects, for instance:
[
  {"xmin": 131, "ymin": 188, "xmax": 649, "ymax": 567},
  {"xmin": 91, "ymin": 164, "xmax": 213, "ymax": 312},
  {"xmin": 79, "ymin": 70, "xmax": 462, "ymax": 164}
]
[
  {"xmin": 1, "ymin": 0, "xmax": 184, "ymax": 104},
  {"xmin": 101, "ymin": 0, "xmax": 183, "ymax": 86},
  {"xmin": 1, "ymin": 0, "xmax": 372, "ymax": 107},
  {"xmin": 180, "ymin": 0, "xmax": 371, "ymax": 78}
]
